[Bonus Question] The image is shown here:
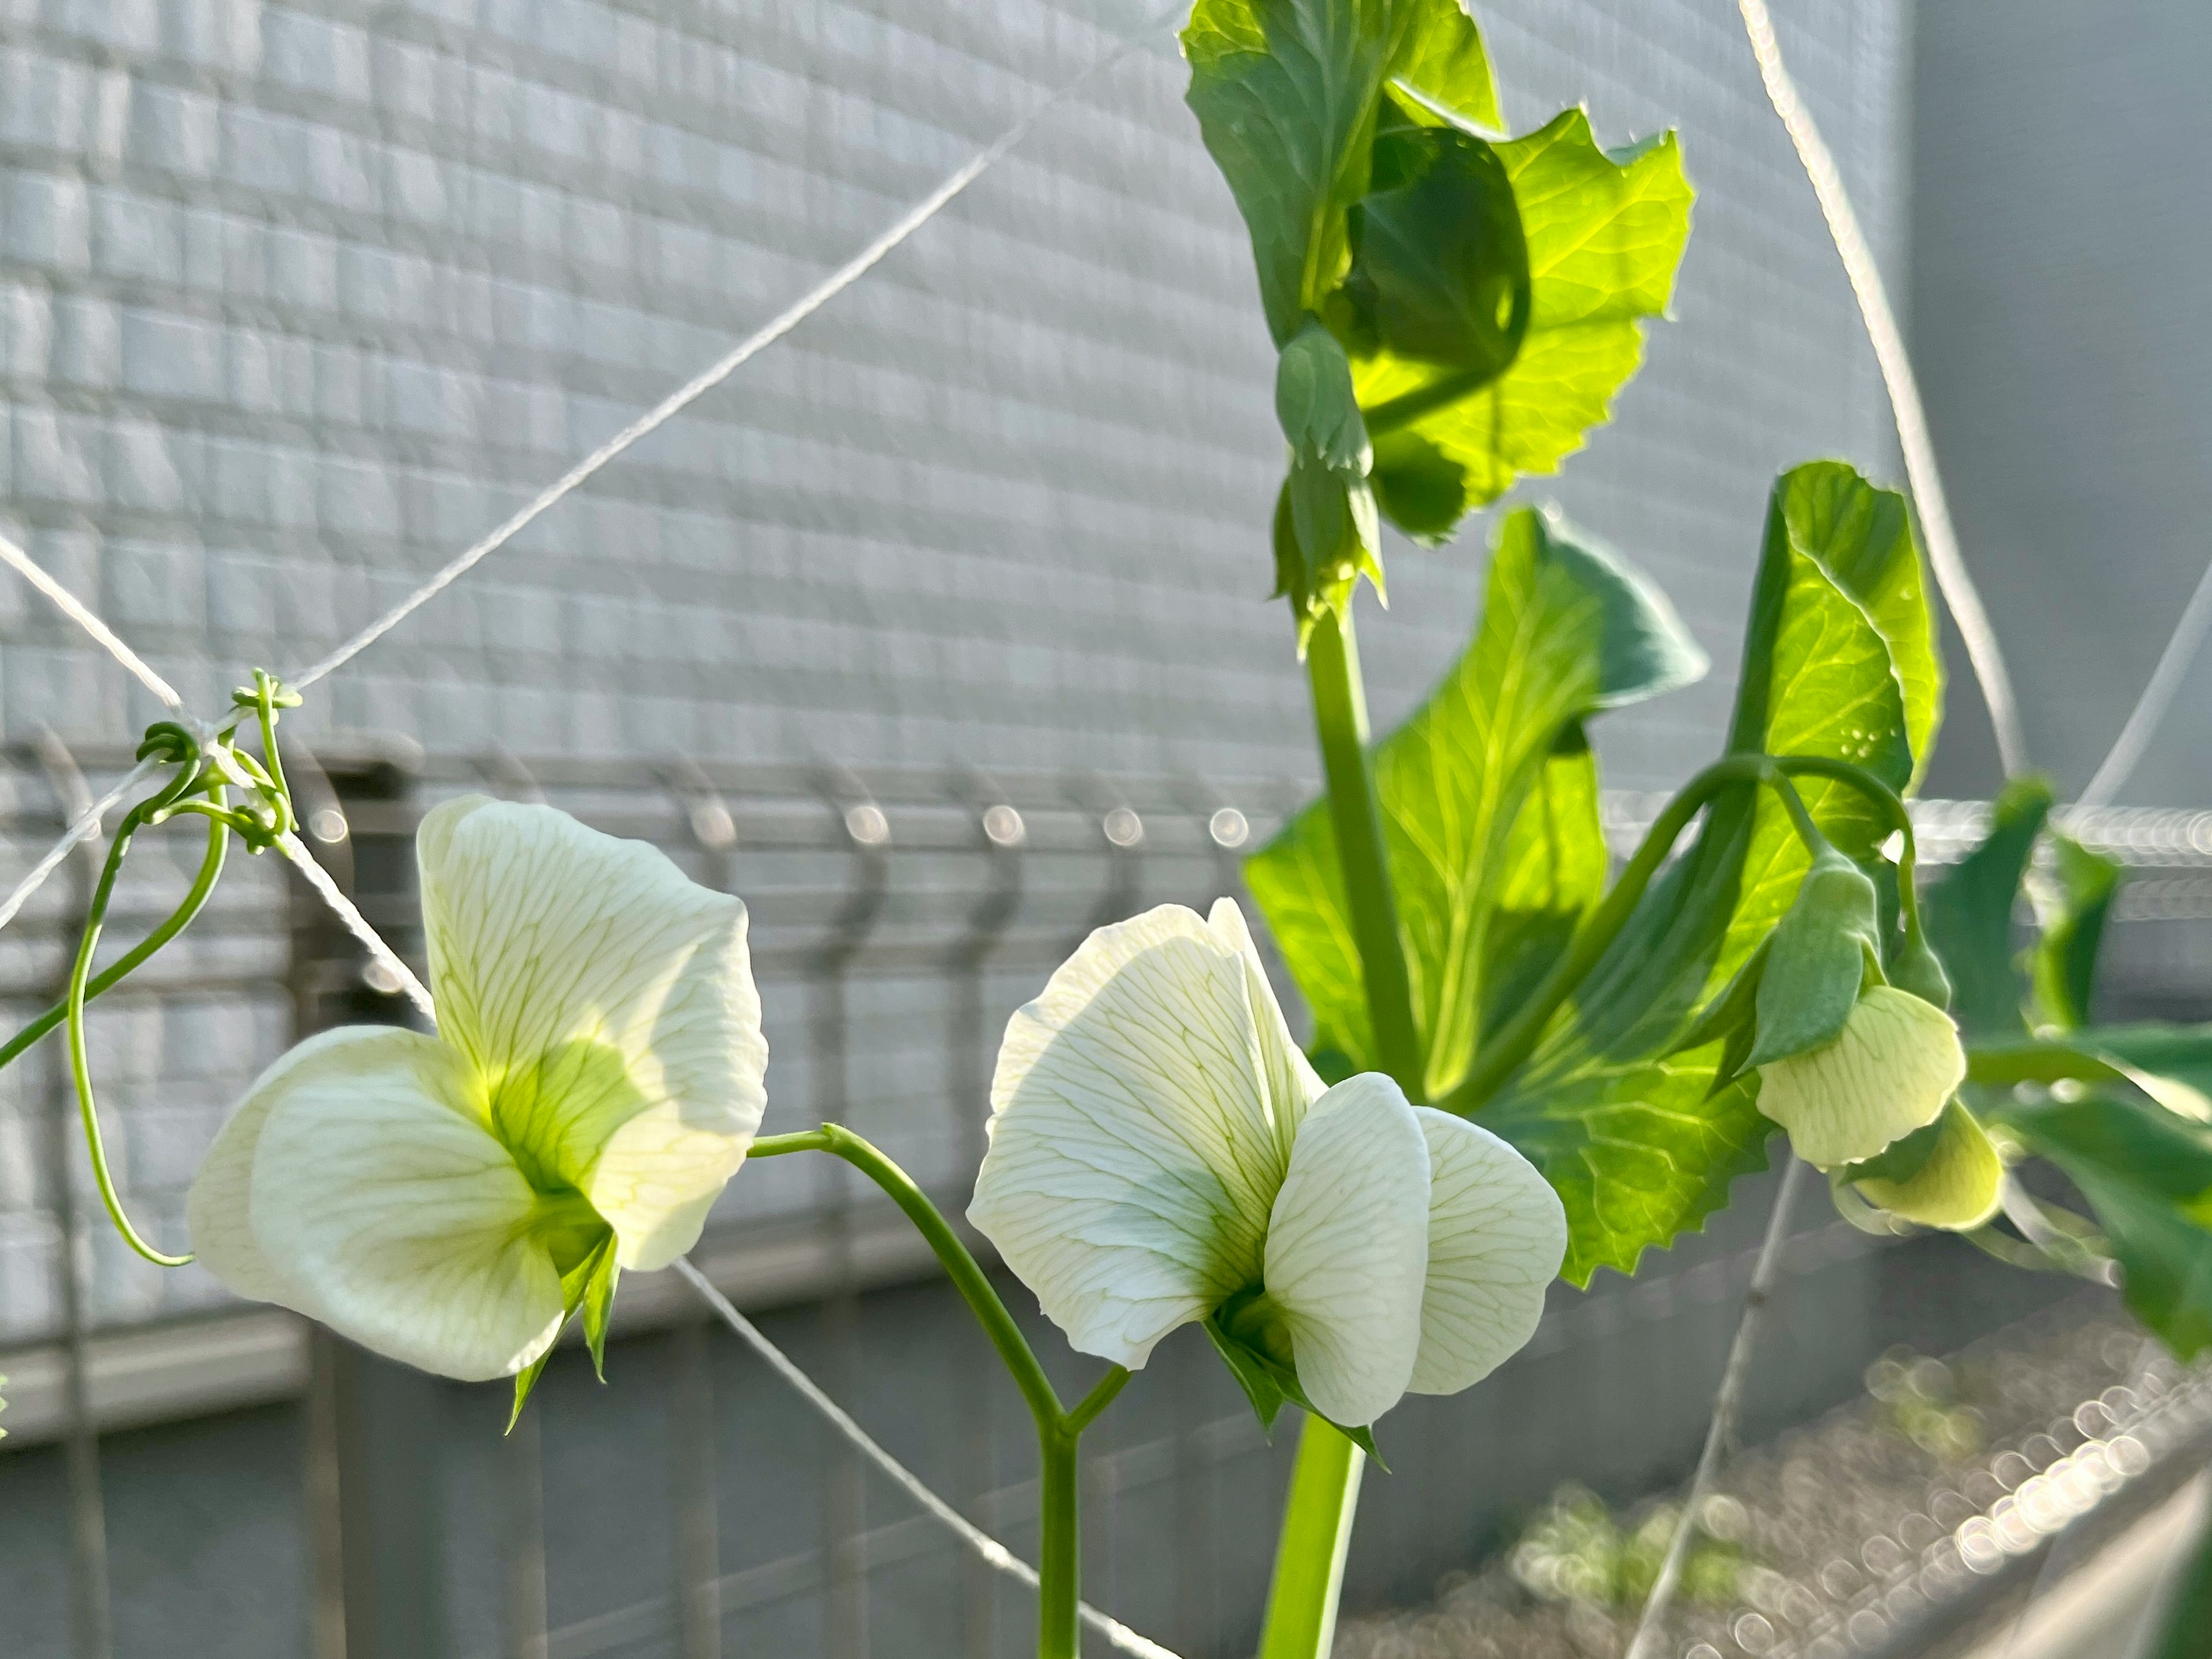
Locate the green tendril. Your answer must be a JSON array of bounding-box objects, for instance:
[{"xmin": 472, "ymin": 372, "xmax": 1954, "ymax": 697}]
[{"xmin": 15, "ymin": 669, "xmax": 306, "ymax": 1268}]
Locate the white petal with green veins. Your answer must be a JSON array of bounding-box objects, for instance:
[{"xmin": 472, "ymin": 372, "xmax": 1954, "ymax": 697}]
[
  {"xmin": 244, "ymin": 1028, "xmax": 567, "ymax": 1381},
  {"xmin": 1264, "ymin": 1074, "xmax": 1431, "ymax": 1427},
  {"xmin": 416, "ymin": 796, "xmax": 767, "ymax": 1268},
  {"xmin": 1407, "ymin": 1107, "xmax": 1565, "ymax": 1395},
  {"xmin": 970, "ymin": 904, "xmax": 1294, "ymax": 1368},
  {"xmin": 1756, "ymin": 986, "xmax": 1965, "ymax": 1169},
  {"xmin": 188, "ymin": 1025, "xmax": 405, "ymax": 1306}
]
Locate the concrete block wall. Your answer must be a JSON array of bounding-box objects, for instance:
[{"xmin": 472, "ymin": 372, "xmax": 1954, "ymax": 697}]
[{"xmin": 0, "ymin": 0, "xmax": 1906, "ymax": 786}]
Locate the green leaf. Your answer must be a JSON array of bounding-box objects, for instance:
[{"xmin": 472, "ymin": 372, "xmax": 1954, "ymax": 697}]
[
  {"xmin": 1472, "ymin": 461, "xmax": 1942, "ymax": 1281},
  {"xmin": 1247, "ymin": 506, "xmax": 1705, "ymax": 1097},
  {"xmin": 1388, "ymin": 0, "xmax": 1503, "ymax": 132},
  {"xmin": 1359, "ymin": 111, "xmax": 1692, "ymax": 541},
  {"xmin": 1183, "ymin": 0, "xmax": 1417, "ymax": 344},
  {"xmin": 1998, "ymin": 1092, "xmax": 2212, "ymax": 1359},
  {"xmin": 1336, "ymin": 109, "xmax": 1529, "ymax": 395},
  {"xmin": 1718, "ymin": 463, "xmax": 1937, "ymax": 969},
  {"xmin": 1966, "ymin": 1028, "xmax": 2212, "ymax": 1123},
  {"xmin": 1922, "ymin": 777, "xmax": 2054, "ymax": 1040},
  {"xmin": 1476, "ymin": 725, "xmax": 1608, "ymax": 1043},
  {"xmin": 2033, "ymin": 834, "xmax": 2123, "ymax": 1031}
]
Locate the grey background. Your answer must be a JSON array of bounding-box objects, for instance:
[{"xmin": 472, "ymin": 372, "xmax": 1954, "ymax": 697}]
[{"xmin": 0, "ymin": 0, "xmax": 1907, "ymax": 786}]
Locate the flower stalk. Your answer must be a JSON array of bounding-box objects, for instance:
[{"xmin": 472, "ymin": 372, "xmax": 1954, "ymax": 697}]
[{"xmin": 751, "ymin": 1124, "xmax": 1127, "ymax": 1659}]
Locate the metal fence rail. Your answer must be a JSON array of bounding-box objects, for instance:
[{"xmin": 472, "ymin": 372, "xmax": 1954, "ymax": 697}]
[{"xmin": 3, "ymin": 747, "xmax": 2209, "ymax": 1659}]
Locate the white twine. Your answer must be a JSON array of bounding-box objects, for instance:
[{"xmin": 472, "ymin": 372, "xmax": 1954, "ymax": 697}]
[
  {"xmin": 285, "ymin": 7, "xmax": 1176, "ymax": 695},
  {"xmin": 271, "ymin": 831, "xmax": 437, "ymax": 1020},
  {"xmin": 1736, "ymin": 0, "xmax": 2030, "ymax": 778},
  {"xmin": 0, "ymin": 533, "xmax": 183, "ymax": 709},
  {"xmin": 2078, "ymin": 552, "xmax": 2212, "ymax": 807},
  {"xmin": 672, "ymin": 1258, "xmax": 1181, "ymax": 1659}
]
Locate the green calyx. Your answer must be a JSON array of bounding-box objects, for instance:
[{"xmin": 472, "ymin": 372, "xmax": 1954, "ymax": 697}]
[
  {"xmin": 1745, "ymin": 845, "xmax": 1884, "ymax": 1069},
  {"xmin": 510, "ymin": 1192, "xmax": 620, "ymax": 1427},
  {"xmin": 1205, "ymin": 1286, "xmax": 1384, "ymax": 1464}
]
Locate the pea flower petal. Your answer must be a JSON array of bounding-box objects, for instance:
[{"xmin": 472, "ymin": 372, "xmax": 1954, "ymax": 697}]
[
  {"xmin": 1262, "ymin": 1074, "xmax": 1431, "ymax": 1426},
  {"xmin": 419, "ymin": 797, "xmax": 768, "ymax": 1270},
  {"xmin": 188, "ymin": 799, "xmax": 767, "ymax": 1381},
  {"xmin": 1407, "ymin": 1108, "xmax": 1567, "ymax": 1395},
  {"xmin": 250, "ymin": 1029, "xmax": 566, "ymax": 1380},
  {"xmin": 972, "ymin": 899, "xmax": 1566, "ymax": 1429},
  {"xmin": 1854, "ymin": 1100, "xmax": 2003, "ymax": 1230},
  {"xmin": 1756, "ymin": 984, "xmax": 1965, "ymax": 1168},
  {"xmin": 969, "ymin": 903, "xmax": 1306, "ymax": 1369}
]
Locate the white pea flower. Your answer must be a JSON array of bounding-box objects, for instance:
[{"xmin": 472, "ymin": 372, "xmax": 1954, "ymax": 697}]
[
  {"xmin": 969, "ymin": 900, "xmax": 1565, "ymax": 1430},
  {"xmin": 188, "ymin": 797, "xmax": 767, "ymax": 1382},
  {"xmin": 1755, "ymin": 985, "xmax": 1964, "ymax": 1169}
]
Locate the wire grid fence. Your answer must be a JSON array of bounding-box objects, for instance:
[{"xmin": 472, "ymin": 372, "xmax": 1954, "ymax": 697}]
[{"xmin": 2, "ymin": 744, "xmax": 2211, "ymax": 1657}]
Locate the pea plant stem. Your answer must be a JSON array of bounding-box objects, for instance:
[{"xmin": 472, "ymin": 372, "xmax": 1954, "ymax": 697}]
[
  {"xmin": 747, "ymin": 1126, "xmax": 1126, "ymax": 1659},
  {"xmin": 1259, "ymin": 600, "xmax": 1427, "ymax": 1659},
  {"xmin": 1257, "ymin": 1419, "xmax": 1366, "ymax": 1659},
  {"xmin": 1623, "ymin": 1155, "xmax": 1806, "ymax": 1659},
  {"xmin": 1301, "ymin": 604, "xmax": 1426, "ymax": 1097}
]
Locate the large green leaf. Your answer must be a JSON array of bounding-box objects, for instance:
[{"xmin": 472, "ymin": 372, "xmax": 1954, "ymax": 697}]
[
  {"xmin": 1184, "ymin": 0, "xmax": 1499, "ymax": 346},
  {"xmin": 2033, "ymin": 834, "xmax": 2123, "ymax": 1031},
  {"xmin": 1359, "ymin": 112, "xmax": 1692, "ymax": 542},
  {"xmin": 1247, "ymin": 506, "xmax": 1705, "ymax": 1097},
  {"xmin": 1468, "ymin": 462, "xmax": 1941, "ymax": 1282},
  {"xmin": 1922, "ymin": 777, "xmax": 2054, "ymax": 1040},
  {"xmin": 1998, "ymin": 1093, "xmax": 2212, "ymax": 1359}
]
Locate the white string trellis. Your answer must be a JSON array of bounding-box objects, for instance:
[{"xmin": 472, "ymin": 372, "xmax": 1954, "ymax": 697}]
[
  {"xmin": 0, "ymin": 10, "xmax": 1191, "ymax": 1652},
  {"xmin": 673, "ymin": 1260, "xmax": 1183, "ymax": 1659},
  {"xmin": 0, "ymin": 0, "xmax": 1182, "ymax": 940},
  {"xmin": 1735, "ymin": 0, "xmax": 2031, "ymax": 780}
]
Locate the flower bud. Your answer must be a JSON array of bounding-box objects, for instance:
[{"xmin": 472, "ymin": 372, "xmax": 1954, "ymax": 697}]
[{"xmin": 1755, "ymin": 984, "xmax": 1965, "ymax": 1168}]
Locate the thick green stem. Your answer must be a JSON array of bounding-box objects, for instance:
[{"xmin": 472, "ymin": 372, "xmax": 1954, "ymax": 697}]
[
  {"xmin": 1259, "ymin": 1419, "xmax": 1365, "ymax": 1659},
  {"xmin": 748, "ymin": 1125, "xmax": 1127, "ymax": 1659},
  {"xmin": 1038, "ymin": 1423, "xmax": 1082, "ymax": 1659},
  {"xmin": 1303, "ymin": 605, "xmax": 1423, "ymax": 1096},
  {"xmin": 1261, "ymin": 603, "xmax": 1422, "ymax": 1659}
]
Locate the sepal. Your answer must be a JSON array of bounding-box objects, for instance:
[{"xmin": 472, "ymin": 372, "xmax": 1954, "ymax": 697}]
[
  {"xmin": 1202, "ymin": 1308, "xmax": 1385, "ymax": 1467},
  {"xmin": 1746, "ymin": 847, "xmax": 1883, "ymax": 1069}
]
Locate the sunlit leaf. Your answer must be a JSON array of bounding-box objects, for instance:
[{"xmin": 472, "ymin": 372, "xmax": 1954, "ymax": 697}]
[
  {"xmin": 1248, "ymin": 506, "xmax": 1704, "ymax": 1099},
  {"xmin": 1922, "ymin": 777, "xmax": 2053, "ymax": 1040},
  {"xmin": 1338, "ymin": 110, "xmax": 1529, "ymax": 390},
  {"xmin": 1183, "ymin": 0, "xmax": 1422, "ymax": 344},
  {"xmin": 1466, "ymin": 462, "xmax": 1940, "ymax": 1281},
  {"xmin": 1359, "ymin": 111, "xmax": 1692, "ymax": 541}
]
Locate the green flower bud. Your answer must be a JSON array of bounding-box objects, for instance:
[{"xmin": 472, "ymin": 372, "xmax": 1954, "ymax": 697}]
[
  {"xmin": 1746, "ymin": 846, "xmax": 1883, "ymax": 1069},
  {"xmin": 1885, "ymin": 919, "xmax": 1953, "ymax": 1012}
]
